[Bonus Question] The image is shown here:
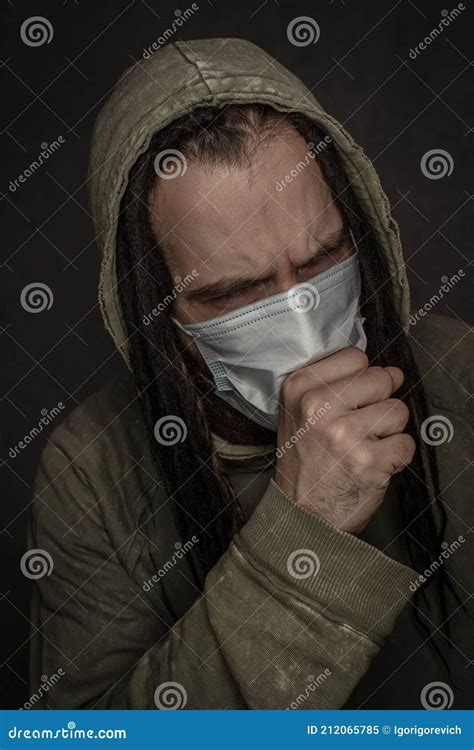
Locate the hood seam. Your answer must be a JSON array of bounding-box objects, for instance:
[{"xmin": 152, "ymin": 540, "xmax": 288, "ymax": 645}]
[{"xmin": 174, "ymin": 41, "xmax": 215, "ymax": 101}]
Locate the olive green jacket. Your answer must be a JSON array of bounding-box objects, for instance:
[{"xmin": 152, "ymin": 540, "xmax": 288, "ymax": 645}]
[{"xmin": 29, "ymin": 39, "xmax": 473, "ymax": 709}]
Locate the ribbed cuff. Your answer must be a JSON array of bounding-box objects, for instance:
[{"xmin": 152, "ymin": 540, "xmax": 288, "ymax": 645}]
[{"xmin": 239, "ymin": 479, "xmax": 417, "ymax": 641}]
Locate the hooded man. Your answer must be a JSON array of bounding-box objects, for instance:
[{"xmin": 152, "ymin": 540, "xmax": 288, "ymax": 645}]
[{"xmin": 29, "ymin": 38, "xmax": 472, "ymax": 710}]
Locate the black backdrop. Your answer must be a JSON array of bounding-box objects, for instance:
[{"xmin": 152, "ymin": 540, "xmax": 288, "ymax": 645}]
[{"xmin": 1, "ymin": 0, "xmax": 472, "ymax": 709}]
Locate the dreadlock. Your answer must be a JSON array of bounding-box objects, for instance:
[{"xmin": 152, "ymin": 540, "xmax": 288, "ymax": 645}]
[{"xmin": 116, "ymin": 103, "xmax": 460, "ymax": 670}]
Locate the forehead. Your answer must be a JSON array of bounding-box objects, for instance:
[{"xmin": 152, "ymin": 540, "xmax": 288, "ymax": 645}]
[{"xmin": 149, "ymin": 131, "xmax": 340, "ymax": 277}]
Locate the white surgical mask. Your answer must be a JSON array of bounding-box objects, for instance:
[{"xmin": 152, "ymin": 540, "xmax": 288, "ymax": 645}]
[{"xmin": 173, "ymin": 245, "xmax": 367, "ymax": 431}]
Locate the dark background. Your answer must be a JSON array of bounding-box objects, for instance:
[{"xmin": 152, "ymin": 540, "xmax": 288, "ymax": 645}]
[{"xmin": 1, "ymin": 0, "xmax": 472, "ymax": 709}]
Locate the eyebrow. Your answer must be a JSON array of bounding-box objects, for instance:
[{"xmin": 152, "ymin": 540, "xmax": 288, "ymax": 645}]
[{"xmin": 185, "ymin": 227, "xmax": 351, "ymax": 301}]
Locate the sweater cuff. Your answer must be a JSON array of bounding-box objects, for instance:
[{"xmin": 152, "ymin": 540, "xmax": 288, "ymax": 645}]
[{"xmin": 238, "ymin": 479, "xmax": 417, "ymax": 641}]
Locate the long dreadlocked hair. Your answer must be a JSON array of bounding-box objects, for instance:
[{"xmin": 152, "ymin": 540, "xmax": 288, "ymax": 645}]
[{"xmin": 116, "ymin": 103, "xmax": 460, "ymax": 666}]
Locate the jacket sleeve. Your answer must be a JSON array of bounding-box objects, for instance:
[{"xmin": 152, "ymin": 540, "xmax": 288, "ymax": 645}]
[{"xmin": 29, "ymin": 441, "xmax": 416, "ymax": 710}]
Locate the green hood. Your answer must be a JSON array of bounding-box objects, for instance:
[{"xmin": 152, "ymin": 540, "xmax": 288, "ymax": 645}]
[{"xmin": 88, "ymin": 37, "xmax": 410, "ymax": 364}]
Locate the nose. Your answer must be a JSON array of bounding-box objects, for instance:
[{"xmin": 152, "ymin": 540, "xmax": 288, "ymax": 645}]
[{"xmin": 266, "ymin": 259, "xmax": 303, "ymax": 297}]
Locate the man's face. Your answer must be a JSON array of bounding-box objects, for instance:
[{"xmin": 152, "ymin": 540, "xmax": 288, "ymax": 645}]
[{"xmin": 149, "ymin": 128, "xmax": 353, "ymax": 325}]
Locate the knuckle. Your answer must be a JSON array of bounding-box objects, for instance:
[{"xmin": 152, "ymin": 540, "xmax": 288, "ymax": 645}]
[
  {"xmin": 327, "ymin": 417, "xmax": 353, "ymax": 447},
  {"xmin": 317, "ymin": 385, "xmax": 333, "ymax": 404},
  {"xmin": 351, "ymin": 445, "xmax": 374, "ymax": 473},
  {"xmin": 299, "ymin": 392, "xmax": 320, "ymax": 420},
  {"xmin": 281, "ymin": 370, "xmax": 303, "ymax": 403}
]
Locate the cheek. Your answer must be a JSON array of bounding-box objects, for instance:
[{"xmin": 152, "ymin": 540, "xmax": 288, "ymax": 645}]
[
  {"xmin": 175, "ymin": 293, "xmax": 238, "ymax": 324},
  {"xmin": 174, "ymin": 297, "xmax": 209, "ymax": 325}
]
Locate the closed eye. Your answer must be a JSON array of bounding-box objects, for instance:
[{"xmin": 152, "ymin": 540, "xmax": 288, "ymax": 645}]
[
  {"xmin": 298, "ymin": 247, "xmax": 332, "ymax": 271},
  {"xmin": 187, "ymin": 229, "xmax": 352, "ymax": 306},
  {"xmin": 206, "ymin": 280, "xmax": 267, "ymax": 303}
]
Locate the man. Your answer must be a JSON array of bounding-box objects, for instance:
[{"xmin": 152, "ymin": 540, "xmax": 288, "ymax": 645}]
[{"xmin": 29, "ymin": 38, "xmax": 472, "ymax": 709}]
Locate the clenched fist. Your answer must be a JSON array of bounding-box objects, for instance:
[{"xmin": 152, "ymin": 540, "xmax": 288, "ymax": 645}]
[{"xmin": 275, "ymin": 347, "xmax": 416, "ymax": 534}]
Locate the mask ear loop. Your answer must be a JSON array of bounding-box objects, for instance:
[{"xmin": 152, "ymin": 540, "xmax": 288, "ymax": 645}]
[
  {"xmin": 348, "ymin": 227, "xmax": 366, "ymax": 326},
  {"xmin": 171, "ymin": 315, "xmax": 190, "ymax": 333},
  {"xmin": 349, "ymin": 227, "xmax": 358, "ymax": 251}
]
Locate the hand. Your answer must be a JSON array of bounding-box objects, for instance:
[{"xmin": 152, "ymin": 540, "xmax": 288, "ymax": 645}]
[{"xmin": 275, "ymin": 347, "xmax": 416, "ymax": 534}]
